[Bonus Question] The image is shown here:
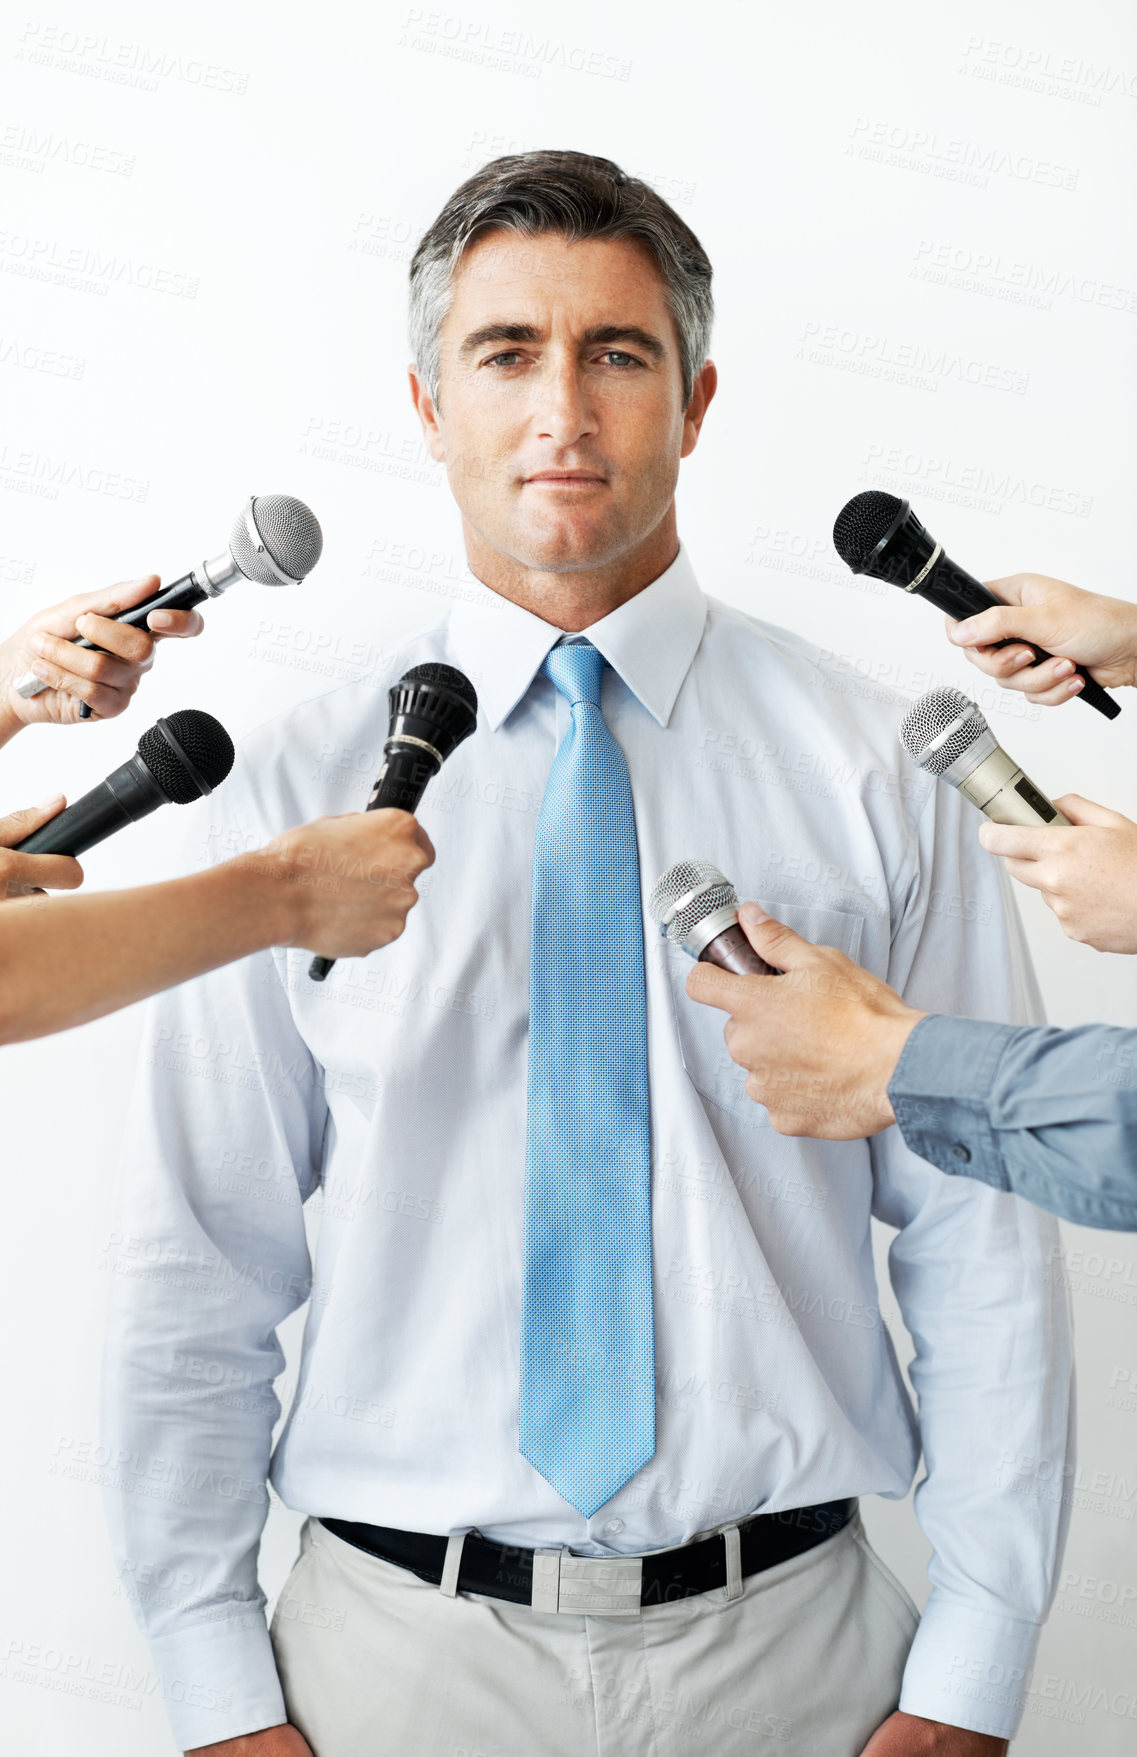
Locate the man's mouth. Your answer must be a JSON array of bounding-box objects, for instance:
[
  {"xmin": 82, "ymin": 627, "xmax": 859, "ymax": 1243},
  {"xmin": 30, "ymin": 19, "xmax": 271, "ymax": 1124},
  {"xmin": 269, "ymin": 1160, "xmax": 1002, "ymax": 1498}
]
[{"xmin": 523, "ymin": 470, "xmax": 607, "ymax": 486}]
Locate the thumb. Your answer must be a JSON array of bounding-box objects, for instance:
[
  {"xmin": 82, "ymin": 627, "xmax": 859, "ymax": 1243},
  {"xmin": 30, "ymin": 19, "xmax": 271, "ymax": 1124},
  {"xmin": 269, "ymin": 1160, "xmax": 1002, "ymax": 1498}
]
[
  {"xmin": 0, "ymin": 793, "xmax": 66, "ymax": 847},
  {"xmin": 948, "ymin": 602, "xmax": 1026, "ymax": 649},
  {"xmin": 1053, "ymin": 792, "xmax": 1127, "ymax": 829},
  {"xmin": 738, "ymin": 902, "xmax": 814, "ymax": 969}
]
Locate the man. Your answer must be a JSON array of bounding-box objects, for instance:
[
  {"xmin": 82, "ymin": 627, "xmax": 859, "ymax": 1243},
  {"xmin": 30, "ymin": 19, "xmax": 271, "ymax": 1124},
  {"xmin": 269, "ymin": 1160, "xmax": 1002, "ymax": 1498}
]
[
  {"xmin": 103, "ymin": 151, "xmax": 1071, "ymax": 1757},
  {"xmin": 690, "ymin": 572, "xmax": 1137, "ymax": 1228}
]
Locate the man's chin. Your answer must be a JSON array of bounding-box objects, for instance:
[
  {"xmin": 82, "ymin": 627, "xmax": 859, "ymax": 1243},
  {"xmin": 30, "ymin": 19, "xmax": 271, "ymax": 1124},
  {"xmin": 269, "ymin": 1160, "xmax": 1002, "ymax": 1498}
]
[{"xmin": 507, "ymin": 515, "xmax": 632, "ymax": 574}]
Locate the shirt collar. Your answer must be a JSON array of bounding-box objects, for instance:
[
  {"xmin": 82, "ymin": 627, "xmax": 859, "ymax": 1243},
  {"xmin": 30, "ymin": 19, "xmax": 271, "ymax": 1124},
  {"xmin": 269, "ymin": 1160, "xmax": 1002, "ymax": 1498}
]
[{"xmin": 447, "ymin": 542, "xmax": 707, "ymax": 732}]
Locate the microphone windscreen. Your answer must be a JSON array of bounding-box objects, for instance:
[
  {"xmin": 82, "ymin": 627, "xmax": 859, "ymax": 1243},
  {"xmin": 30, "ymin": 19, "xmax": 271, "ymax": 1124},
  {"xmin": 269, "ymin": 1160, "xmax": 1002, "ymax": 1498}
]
[
  {"xmin": 899, "ymin": 688, "xmax": 987, "ymax": 774},
  {"xmin": 833, "ymin": 490, "xmax": 905, "ymax": 570},
  {"xmin": 138, "ymin": 709, "xmax": 235, "ymax": 802},
  {"xmin": 404, "ymin": 662, "xmax": 479, "ymax": 715},
  {"xmin": 648, "ymin": 858, "xmax": 738, "ymax": 946},
  {"xmin": 230, "ymin": 495, "xmax": 324, "ymax": 586}
]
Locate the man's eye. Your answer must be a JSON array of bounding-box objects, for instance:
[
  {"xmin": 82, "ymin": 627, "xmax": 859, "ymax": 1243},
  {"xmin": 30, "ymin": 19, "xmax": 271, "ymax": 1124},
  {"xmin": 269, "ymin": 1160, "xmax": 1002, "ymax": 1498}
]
[
  {"xmin": 485, "ymin": 351, "xmax": 526, "ymax": 366},
  {"xmin": 599, "ymin": 351, "xmax": 641, "ymax": 367}
]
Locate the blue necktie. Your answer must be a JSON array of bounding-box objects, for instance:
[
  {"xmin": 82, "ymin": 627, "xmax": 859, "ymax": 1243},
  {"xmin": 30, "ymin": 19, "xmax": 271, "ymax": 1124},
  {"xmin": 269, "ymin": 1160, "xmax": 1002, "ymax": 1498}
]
[{"xmin": 519, "ymin": 641, "xmax": 655, "ymax": 1518}]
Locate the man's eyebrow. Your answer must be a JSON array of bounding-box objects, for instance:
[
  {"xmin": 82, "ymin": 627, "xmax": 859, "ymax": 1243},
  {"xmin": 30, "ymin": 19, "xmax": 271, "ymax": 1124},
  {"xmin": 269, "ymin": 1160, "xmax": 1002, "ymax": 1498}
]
[{"xmin": 457, "ymin": 322, "xmax": 667, "ymax": 359}]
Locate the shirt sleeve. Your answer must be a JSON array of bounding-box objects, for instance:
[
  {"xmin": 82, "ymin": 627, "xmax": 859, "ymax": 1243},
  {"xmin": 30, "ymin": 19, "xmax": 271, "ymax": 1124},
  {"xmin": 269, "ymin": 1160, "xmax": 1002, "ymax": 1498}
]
[
  {"xmin": 100, "ymin": 779, "xmax": 329, "ymax": 1751},
  {"xmin": 888, "ymin": 1013, "xmax": 1137, "ymax": 1232},
  {"xmin": 868, "ymin": 779, "xmax": 1075, "ymax": 1742}
]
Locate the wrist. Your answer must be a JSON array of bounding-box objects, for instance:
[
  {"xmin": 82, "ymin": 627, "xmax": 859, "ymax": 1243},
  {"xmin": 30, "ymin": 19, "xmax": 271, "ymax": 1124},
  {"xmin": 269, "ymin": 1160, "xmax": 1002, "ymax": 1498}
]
[
  {"xmin": 872, "ymin": 1009, "xmax": 926, "ymax": 1124},
  {"xmin": 224, "ymin": 848, "xmax": 304, "ymax": 950}
]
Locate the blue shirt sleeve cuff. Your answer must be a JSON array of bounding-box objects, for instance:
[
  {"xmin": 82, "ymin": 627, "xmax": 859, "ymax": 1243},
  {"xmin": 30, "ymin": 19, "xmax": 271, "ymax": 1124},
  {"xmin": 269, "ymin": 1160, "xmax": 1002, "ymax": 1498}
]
[{"xmin": 888, "ymin": 1014, "xmax": 1018, "ymax": 1192}]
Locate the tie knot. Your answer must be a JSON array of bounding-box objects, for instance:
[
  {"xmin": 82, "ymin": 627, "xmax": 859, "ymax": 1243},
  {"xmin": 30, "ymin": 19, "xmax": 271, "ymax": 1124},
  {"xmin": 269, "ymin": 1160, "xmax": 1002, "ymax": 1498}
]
[{"xmin": 542, "ymin": 641, "xmax": 606, "ymax": 707}]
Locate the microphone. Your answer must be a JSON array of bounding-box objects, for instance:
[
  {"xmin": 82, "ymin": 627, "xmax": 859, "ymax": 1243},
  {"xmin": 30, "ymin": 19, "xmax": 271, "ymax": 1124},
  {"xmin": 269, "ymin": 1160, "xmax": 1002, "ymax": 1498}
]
[
  {"xmin": 832, "ymin": 491, "xmax": 1121, "ymax": 722},
  {"xmin": 308, "ymin": 663, "xmax": 478, "ymax": 982},
  {"xmin": 648, "ymin": 859, "xmax": 781, "ymax": 975},
  {"xmin": 899, "ymin": 687, "xmax": 1071, "ymax": 827},
  {"xmin": 14, "ymin": 709, "xmax": 235, "ymax": 857},
  {"xmin": 15, "ymin": 493, "xmax": 324, "ymax": 719}
]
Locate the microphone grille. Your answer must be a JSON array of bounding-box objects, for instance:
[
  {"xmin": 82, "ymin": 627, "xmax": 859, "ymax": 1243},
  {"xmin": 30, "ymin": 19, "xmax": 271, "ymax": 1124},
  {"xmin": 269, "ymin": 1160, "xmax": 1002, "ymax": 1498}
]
[
  {"xmin": 833, "ymin": 490, "xmax": 905, "ymax": 570},
  {"xmin": 230, "ymin": 495, "xmax": 324, "ymax": 586},
  {"xmin": 648, "ymin": 858, "xmax": 738, "ymax": 946},
  {"xmin": 138, "ymin": 709, "xmax": 236, "ymax": 803},
  {"xmin": 899, "ymin": 687, "xmax": 988, "ymax": 776},
  {"xmin": 404, "ymin": 661, "xmax": 479, "ymax": 715}
]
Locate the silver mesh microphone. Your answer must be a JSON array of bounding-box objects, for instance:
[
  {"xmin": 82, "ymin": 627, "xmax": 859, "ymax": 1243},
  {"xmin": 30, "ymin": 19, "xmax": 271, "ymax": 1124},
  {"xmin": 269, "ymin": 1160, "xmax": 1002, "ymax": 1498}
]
[
  {"xmin": 648, "ymin": 858, "xmax": 779, "ymax": 975},
  {"xmin": 899, "ymin": 688, "xmax": 1070, "ymax": 827},
  {"xmin": 15, "ymin": 493, "xmax": 323, "ymax": 703}
]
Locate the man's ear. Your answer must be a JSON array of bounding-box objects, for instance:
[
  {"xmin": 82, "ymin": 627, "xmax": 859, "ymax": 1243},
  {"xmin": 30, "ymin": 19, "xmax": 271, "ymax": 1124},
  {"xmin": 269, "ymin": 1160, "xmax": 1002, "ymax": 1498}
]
[
  {"xmin": 680, "ymin": 359, "xmax": 717, "ymax": 459},
  {"xmin": 409, "ymin": 364, "xmax": 446, "ymax": 463}
]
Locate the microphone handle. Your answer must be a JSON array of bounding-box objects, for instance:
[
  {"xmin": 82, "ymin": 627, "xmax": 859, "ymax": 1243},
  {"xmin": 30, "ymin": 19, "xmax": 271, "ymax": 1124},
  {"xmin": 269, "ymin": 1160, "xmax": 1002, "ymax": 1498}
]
[
  {"xmin": 73, "ymin": 573, "xmax": 212, "ymax": 720},
  {"xmin": 916, "ymin": 553, "xmax": 1120, "ymax": 721},
  {"xmin": 13, "ymin": 754, "xmax": 167, "ymax": 856},
  {"xmin": 308, "ymin": 741, "xmax": 441, "ymax": 982},
  {"xmin": 697, "ymin": 922, "xmax": 781, "ymax": 977}
]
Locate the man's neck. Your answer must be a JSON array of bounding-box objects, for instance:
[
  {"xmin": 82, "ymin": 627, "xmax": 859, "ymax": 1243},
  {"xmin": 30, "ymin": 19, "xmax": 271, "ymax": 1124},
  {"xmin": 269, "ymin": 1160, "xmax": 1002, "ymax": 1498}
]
[{"xmin": 462, "ymin": 513, "xmax": 679, "ymax": 632}]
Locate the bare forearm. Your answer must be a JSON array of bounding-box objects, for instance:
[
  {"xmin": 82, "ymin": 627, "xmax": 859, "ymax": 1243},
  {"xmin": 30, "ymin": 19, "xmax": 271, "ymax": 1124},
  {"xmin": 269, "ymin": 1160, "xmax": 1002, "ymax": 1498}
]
[{"xmin": 0, "ymin": 856, "xmax": 291, "ymax": 1044}]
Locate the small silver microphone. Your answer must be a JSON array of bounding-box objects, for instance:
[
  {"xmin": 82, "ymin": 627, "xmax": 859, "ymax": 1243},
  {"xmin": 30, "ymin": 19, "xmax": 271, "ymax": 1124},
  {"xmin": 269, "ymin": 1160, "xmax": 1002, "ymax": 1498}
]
[
  {"xmin": 648, "ymin": 858, "xmax": 779, "ymax": 976},
  {"xmin": 899, "ymin": 688, "xmax": 1070, "ymax": 827},
  {"xmin": 15, "ymin": 493, "xmax": 323, "ymax": 701}
]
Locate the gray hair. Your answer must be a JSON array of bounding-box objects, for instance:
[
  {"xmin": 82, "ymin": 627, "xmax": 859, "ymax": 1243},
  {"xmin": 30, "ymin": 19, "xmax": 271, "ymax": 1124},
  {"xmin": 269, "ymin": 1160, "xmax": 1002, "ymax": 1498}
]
[{"xmin": 409, "ymin": 149, "xmax": 714, "ymax": 408}]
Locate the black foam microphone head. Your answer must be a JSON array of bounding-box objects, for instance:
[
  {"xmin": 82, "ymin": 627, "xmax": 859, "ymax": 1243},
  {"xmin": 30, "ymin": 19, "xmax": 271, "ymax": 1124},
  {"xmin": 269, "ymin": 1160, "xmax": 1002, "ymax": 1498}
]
[
  {"xmin": 388, "ymin": 664, "xmax": 479, "ymax": 764},
  {"xmin": 138, "ymin": 709, "xmax": 235, "ymax": 803},
  {"xmin": 832, "ymin": 491, "xmax": 907, "ymax": 571}
]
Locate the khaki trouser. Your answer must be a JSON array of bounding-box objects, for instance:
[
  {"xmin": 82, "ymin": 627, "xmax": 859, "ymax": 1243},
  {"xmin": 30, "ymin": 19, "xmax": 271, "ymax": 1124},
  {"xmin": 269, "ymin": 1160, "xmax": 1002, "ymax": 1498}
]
[{"xmin": 270, "ymin": 1511, "xmax": 919, "ymax": 1756}]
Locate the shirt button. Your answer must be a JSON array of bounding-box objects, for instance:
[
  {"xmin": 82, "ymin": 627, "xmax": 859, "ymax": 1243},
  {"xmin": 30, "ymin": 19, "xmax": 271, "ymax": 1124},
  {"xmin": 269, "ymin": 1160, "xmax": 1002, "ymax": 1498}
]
[
  {"xmin": 603, "ymin": 1519, "xmax": 625, "ymax": 1535},
  {"xmin": 951, "ymin": 1143, "xmax": 971, "ymax": 1163}
]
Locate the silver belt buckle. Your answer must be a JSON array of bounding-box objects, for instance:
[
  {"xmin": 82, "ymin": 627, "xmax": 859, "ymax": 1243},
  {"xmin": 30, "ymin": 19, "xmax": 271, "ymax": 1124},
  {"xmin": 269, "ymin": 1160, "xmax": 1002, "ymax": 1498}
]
[{"xmin": 531, "ymin": 1549, "xmax": 643, "ymax": 1617}]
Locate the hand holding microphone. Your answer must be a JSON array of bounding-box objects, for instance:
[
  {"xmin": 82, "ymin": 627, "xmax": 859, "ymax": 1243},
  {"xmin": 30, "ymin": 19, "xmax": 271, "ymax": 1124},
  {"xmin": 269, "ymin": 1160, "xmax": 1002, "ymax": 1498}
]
[
  {"xmin": 684, "ymin": 903, "xmax": 922, "ymax": 1138},
  {"xmin": 947, "ymin": 572, "xmax": 1137, "ymax": 705},
  {"xmin": 0, "ymin": 576, "xmax": 204, "ymax": 739},
  {"xmin": 7, "ymin": 492, "xmax": 322, "ymax": 723},
  {"xmin": 0, "ymin": 797, "xmax": 83, "ymax": 900},
  {"xmin": 901, "ymin": 687, "xmax": 1137, "ymax": 954},
  {"xmin": 832, "ymin": 492, "xmax": 1122, "ymax": 719}
]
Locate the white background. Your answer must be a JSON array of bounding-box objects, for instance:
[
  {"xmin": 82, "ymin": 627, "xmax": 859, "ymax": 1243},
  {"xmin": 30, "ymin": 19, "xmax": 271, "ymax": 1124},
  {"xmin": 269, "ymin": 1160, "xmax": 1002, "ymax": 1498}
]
[{"xmin": 1, "ymin": 1, "xmax": 1136, "ymax": 1750}]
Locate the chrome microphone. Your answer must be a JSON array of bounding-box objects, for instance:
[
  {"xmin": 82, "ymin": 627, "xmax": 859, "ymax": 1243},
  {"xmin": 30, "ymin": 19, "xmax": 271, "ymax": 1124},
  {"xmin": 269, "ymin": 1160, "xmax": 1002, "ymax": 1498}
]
[
  {"xmin": 648, "ymin": 859, "xmax": 780, "ymax": 976},
  {"xmin": 15, "ymin": 493, "xmax": 324, "ymax": 715},
  {"xmin": 899, "ymin": 688, "xmax": 1071, "ymax": 827}
]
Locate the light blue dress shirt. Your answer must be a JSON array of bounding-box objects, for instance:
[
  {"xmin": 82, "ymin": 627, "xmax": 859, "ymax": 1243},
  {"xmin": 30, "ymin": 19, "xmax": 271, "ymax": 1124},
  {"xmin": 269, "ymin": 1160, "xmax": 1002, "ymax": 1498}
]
[
  {"xmin": 101, "ymin": 546, "xmax": 1072, "ymax": 1749},
  {"xmin": 891, "ymin": 1013, "xmax": 1137, "ymax": 1229}
]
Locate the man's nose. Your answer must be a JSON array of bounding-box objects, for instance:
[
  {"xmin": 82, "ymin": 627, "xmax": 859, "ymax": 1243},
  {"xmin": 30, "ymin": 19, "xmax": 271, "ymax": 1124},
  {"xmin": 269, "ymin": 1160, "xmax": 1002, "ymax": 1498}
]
[{"xmin": 535, "ymin": 361, "xmax": 598, "ymax": 447}]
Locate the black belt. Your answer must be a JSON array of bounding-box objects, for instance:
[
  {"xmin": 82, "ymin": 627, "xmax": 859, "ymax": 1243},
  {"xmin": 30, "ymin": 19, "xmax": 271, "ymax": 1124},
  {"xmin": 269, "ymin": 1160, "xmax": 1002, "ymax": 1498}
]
[{"xmin": 320, "ymin": 1498, "xmax": 856, "ymax": 1611}]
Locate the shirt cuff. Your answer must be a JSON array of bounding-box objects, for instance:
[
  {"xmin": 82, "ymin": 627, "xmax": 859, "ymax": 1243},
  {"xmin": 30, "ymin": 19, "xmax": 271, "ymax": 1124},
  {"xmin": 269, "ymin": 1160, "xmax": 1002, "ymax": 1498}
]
[
  {"xmin": 899, "ymin": 1592, "xmax": 1042, "ymax": 1739},
  {"xmin": 888, "ymin": 1014, "xmax": 1017, "ymax": 1192},
  {"xmin": 147, "ymin": 1610, "xmax": 287, "ymax": 1750}
]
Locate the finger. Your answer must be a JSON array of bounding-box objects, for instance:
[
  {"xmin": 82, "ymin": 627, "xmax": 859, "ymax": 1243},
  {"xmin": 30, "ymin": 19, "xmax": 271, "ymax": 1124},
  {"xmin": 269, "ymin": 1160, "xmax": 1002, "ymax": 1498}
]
[
  {"xmin": 978, "ymin": 821, "xmax": 1049, "ymax": 862},
  {"xmin": 16, "ymin": 652, "xmax": 136, "ymax": 719},
  {"xmin": 37, "ymin": 575, "xmax": 161, "ymax": 638},
  {"xmin": 27, "ymin": 630, "xmax": 145, "ymax": 692},
  {"xmin": 996, "ymin": 856, "xmax": 1048, "ymax": 892},
  {"xmin": 0, "ymin": 793, "xmax": 66, "ymax": 846},
  {"xmin": 949, "ymin": 602, "xmax": 1027, "ymax": 648},
  {"xmin": 0, "ymin": 849, "xmax": 83, "ymax": 894},
  {"xmin": 737, "ymin": 904, "xmax": 816, "ymax": 969},
  {"xmin": 685, "ymin": 958, "xmax": 759, "ymax": 1014},
  {"xmin": 1052, "ymin": 793, "xmax": 1125, "ymax": 829},
  {"xmin": 71, "ymin": 610, "xmax": 156, "ymax": 668},
  {"xmin": 1020, "ymin": 673, "xmax": 1085, "ymax": 708},
  {"xmin": 145, "ymin": 607, "xmax": 205, "ymax": 638}
]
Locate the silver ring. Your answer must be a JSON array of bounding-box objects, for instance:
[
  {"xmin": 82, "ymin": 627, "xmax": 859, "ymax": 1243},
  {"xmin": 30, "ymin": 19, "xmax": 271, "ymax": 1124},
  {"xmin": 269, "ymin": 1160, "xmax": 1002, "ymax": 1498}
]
[{"xmin": 904, "ymin": 542, "xmax": 943, "ymax": 593}]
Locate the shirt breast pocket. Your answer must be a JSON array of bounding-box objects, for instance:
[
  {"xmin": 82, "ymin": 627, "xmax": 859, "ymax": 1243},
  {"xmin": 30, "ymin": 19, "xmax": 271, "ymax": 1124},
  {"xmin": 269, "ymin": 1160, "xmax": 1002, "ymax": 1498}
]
[{"xmin": 663, "ymin": 900, "xmax": 867, "ymax": 1129}]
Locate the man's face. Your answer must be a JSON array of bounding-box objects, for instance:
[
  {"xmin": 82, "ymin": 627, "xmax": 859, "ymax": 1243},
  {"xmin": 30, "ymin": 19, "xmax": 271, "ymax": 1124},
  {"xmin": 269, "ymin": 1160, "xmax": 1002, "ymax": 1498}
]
[{"xmin": 412, "ymin": 229, "xmax": 709, "ymax": 574}]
